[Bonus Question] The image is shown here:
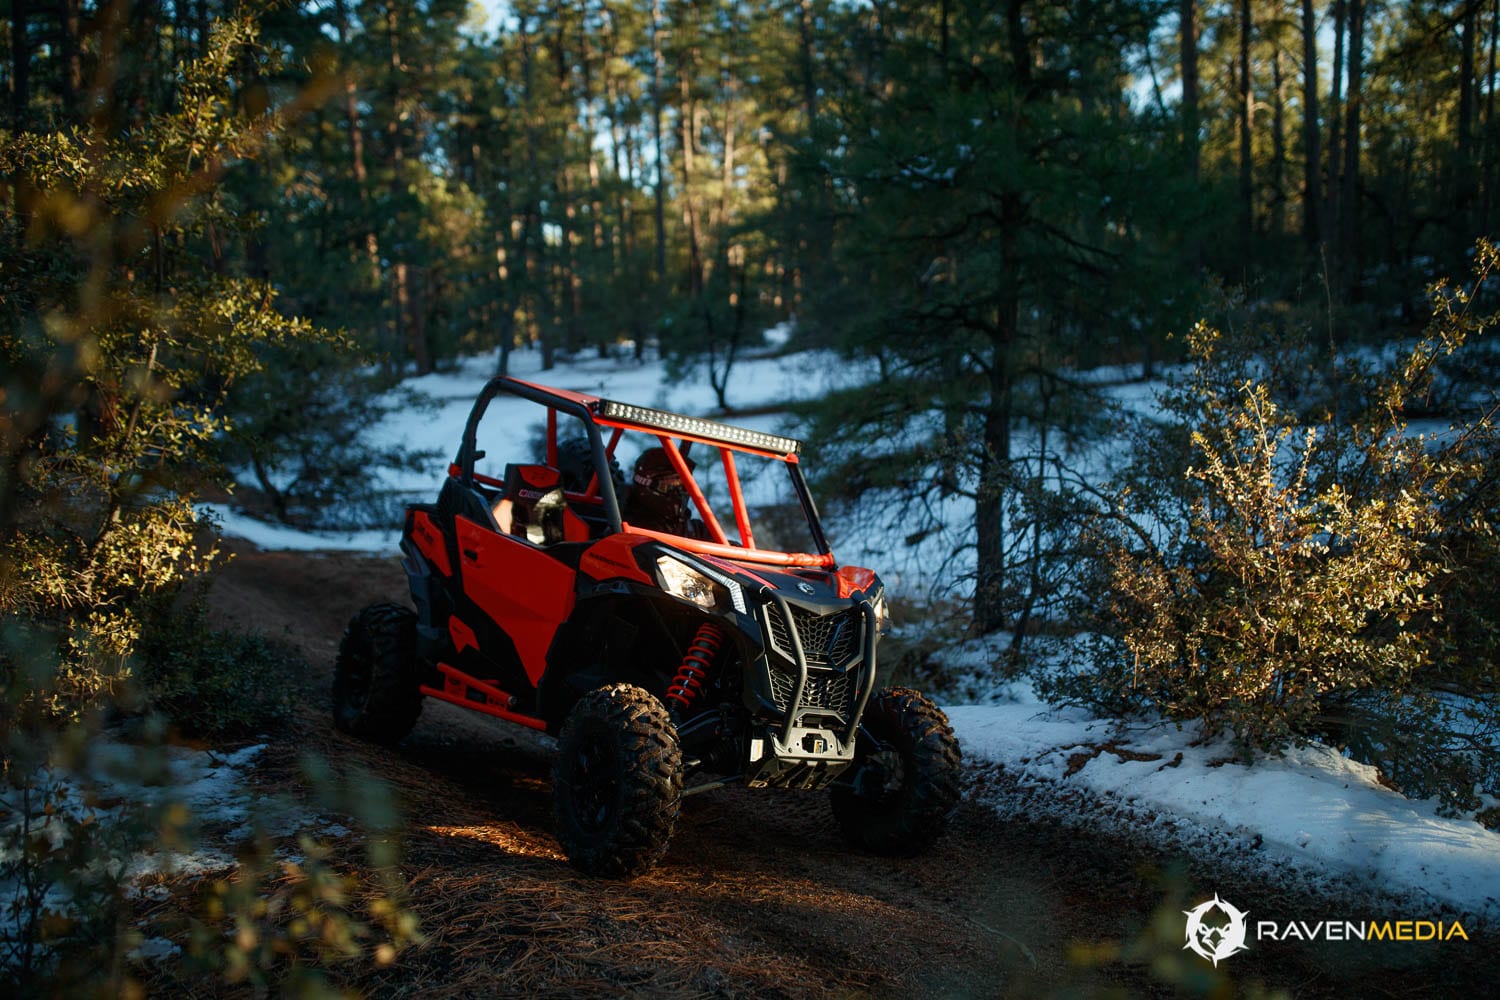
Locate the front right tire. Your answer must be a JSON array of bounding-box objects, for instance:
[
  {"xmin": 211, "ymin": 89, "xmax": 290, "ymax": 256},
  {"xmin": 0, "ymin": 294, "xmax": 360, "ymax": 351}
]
[
  {"xmin": 830, "ymin": 687, "xmax": 962, "ymax": 856},
  {"xmin": 553, "ymin": 683, "xmax": 683, "ymax": 878}
]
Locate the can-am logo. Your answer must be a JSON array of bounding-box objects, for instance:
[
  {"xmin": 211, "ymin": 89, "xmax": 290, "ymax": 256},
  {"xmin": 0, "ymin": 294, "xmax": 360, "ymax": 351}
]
[
  {"xmin": 1183, "ymin": 894, "xmax": 1250, "ymax": 966},
  {"xmin": 1183, "ymin": 894, "xmax": 1471, "ymax": 965}
]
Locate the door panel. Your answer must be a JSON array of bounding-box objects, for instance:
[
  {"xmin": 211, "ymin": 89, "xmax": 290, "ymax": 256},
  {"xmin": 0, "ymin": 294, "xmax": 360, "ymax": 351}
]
[{"xmin": 455, "ymin": 516, "xmax": 576, "ymax": 685}]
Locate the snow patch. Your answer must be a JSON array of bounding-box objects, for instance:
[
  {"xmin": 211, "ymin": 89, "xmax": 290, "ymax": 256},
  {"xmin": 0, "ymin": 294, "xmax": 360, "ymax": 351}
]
[
  {"xmin": 198, "ymin": 502, "xmax": 399, "ymax": 553},
  {"xmin": 127, "ymin": 936, "xmax": 182, "ymax": 962},
  {"xmin": 949, "ymin": 704, "xmax": 1500, "ymax": 921}
]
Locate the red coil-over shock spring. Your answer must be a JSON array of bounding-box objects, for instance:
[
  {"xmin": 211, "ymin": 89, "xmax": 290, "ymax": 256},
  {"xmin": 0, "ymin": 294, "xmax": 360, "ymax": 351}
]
[{"xmin": 666, "ymin": 621, "xmax": 726, "ymax": 711}]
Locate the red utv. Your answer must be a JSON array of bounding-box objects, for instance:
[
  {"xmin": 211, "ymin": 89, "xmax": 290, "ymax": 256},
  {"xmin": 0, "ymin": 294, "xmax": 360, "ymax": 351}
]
[{"xmin": 333, "ymin": 376, "xmax": 961, "ymax": 876}]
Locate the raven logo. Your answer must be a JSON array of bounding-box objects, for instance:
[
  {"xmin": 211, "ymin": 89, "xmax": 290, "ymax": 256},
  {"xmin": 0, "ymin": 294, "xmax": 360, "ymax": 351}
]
[{"xmin": 1183, "ymin": 894, "xmax": 1250, "ymax": 967}]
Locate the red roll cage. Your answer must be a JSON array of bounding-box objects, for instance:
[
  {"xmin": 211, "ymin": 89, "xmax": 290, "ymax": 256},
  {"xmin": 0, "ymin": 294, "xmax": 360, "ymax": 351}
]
[{"xmin": 455, "ymin": 376, "xmax": 835, "ymax": 569}]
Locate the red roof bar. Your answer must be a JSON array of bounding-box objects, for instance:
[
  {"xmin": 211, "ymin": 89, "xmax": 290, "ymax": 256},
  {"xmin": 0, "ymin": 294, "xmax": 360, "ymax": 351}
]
[{"xmin": 621, "ymin": 522, "xmax": 835, "ymax": 568}]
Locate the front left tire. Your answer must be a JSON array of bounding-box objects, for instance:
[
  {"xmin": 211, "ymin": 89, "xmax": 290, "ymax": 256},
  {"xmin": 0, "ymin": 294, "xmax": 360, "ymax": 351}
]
[{"xmin": 553, "ymin": 683, "xmax": 683, "ymax": 877}]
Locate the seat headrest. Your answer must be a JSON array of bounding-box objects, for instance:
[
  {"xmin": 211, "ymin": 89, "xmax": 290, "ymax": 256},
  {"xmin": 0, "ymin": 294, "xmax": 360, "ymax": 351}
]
[{"xmin": 505, "ymin": 464, "xmax": 562, "ymax": 501}]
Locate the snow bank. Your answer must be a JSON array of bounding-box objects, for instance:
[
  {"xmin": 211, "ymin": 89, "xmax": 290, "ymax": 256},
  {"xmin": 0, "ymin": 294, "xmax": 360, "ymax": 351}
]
[
  {"xmin": 198, "ymin": 502, "xmax": 399, "ymax": 554},
  {"xmin": 948, "ymin": 702, "xmax": 1500, "ymax": 921}
]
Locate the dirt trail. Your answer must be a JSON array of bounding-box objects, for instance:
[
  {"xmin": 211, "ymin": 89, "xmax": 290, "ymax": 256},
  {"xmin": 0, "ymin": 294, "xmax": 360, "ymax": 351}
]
[{"xmin": 204, "ymin": 540, "xmax": 1493, "ymax": 998}]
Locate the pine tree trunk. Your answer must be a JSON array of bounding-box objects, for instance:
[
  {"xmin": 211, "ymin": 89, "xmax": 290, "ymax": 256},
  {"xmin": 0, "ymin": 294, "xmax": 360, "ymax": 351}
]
[
  {"xmin": 332, "ymin": 0, "xmax": 371, "ymax": 240},
  {"xmin": 59, "ymin": 0, "xmax": 81, "ymax": 117},
  {"xmin": 385, "ymin": 5, "xmax": 429, "ymax": 374},
  {"xmin": 975, "ymin": 323, "xmax": 1015, "ymax": 634},
  {"xmin": 797, "ymin": 0, "xmax": 831, "ymax": 307},
  {"xmin": 1327, "ymin": 0, "xmax": 1346, "ymax": 251},
  {"xmin": 1341, "ymin": 0, "xmax": 1364, "ymax": 292},
  {"xmin": 1272, "ymin": 45, "xmax": 1287, "ymax": 238},
  {"xmin": 1301, "ymin": 0, "xmax": 1321, "ymax": 248},
  {"xmin": 517, "ymin": 12, "xmax": 551, "ymax": 370},
  {"xmin": 717, "ymin": 58, "xmax": 737, "ymax": 239},
  {"xmin": 1485, "ymin": 0, "xmax": 1498, "ymax": 233},
  {"xmin": 679, "ymin": 76, "xmax": 704, "ymax": 298},
  {"xmin": 562, "ymin": 167, "xmax": 582, "ymax": 354},
  {"xmin": 195, "ymin": 0, "xmax": 209, "ymax": 55},
  {"xmin": 1460, "ymin": 1, "xmax": 1478, "ymax": 166},
  {"xmin": 10, "ymin": 0, "xmax": 30, "ymax": 129},
  {"xmin": 1459, "ymin": 0, "xmax": 1479, "ymax": 219},
  {"xmin": 555, "ymin": 14, "xmax": 583, "ymax": 356},
  {"xmin": 1239, "ymin": 0, "xmax": 1254, "ymax": 261},
  {"xmin": 1180, "ymin": 0, "xmax": 1199, "ymax": 181},
  {"xmin": 975, "ymin": 3, "xmax": 1031, "ymax": 636},
  {"xmin": 650, "ymin": 0, "xmax": 669, "ymax": 291}
]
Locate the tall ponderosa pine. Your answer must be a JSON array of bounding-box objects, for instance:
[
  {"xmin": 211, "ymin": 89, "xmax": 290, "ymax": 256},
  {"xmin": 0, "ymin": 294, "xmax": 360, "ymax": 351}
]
[{"xmin": 798, "ymin": 0, "xmax": 1177, "ymax": 633}]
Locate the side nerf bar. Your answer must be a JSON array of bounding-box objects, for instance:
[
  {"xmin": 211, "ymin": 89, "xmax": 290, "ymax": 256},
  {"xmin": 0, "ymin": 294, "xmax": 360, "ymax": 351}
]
[{"xmin": 419, "ymin": 662, "xmax": 548, "ymax": 732}]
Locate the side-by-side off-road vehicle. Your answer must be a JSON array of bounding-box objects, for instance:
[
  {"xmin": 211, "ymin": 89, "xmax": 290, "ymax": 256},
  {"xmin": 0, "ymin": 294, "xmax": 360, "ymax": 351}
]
[{"xmin": 333, "ymin": 376, "xmax": 961, "ymax": 876}]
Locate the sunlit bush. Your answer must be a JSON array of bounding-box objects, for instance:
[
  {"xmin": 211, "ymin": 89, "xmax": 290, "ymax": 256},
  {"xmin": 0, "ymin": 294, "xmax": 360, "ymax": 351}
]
[{"xmin": 1070, "ymin": 243, "xmax": 1500, "ymax": 815}]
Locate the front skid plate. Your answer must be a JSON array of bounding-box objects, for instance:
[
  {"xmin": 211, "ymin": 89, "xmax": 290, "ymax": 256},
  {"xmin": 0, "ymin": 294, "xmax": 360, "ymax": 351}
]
[{"xmin": 745, "ymin": 725, "xmax": 856, "ymax": 790}]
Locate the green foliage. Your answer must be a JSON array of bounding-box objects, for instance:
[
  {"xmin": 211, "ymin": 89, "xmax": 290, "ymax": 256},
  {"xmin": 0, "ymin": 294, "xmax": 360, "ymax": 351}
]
[
  {"xmin": 0, "ymin": 7, "xmax": 422, "ymax": 995},
  {"xmin": 2, "ymin": 735, "xmax": 421, "ymax": 999},
  {"xmin": 132, "ymin": 592, "xmax": 298, "ymax": 738},
  {"xmin": 1110, "ymin": 322, "xmax": 1439, "ymax": 744},
  {"xmin": 1, "ymin": 498, "xmax": 215, "ymax": 724},
  {"xmin": 0, "ymin": 12, "xmax": 335, "ymax": 727},
  {"xmin": 1076, "ymin": 243, "xmax": 1500, "ymax": 814}
]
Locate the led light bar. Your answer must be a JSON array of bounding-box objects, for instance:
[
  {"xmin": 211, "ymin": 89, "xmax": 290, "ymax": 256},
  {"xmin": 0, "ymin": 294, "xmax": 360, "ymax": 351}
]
[{"xmin": 596, "ymin": 399, "xmax": 803, "ymax": 456}]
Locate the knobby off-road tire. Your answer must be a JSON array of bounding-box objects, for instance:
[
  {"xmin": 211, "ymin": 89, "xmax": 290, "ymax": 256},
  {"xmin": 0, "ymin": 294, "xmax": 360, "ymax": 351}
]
[
  {"xmin": 332, "ymin": 603, "xmax": 422, "ymax": 745},
  {"xmin": 553, "ymin": 683, "xmax": 683, "ymax": 878},
  {"xmin": 831, "ymin": 687, "xmax": 962, "ymax": 856}
]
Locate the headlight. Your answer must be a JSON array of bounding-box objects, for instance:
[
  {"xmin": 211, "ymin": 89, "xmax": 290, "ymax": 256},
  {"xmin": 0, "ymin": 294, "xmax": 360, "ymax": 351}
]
[
  {"xmin": 871, "ymin": 592, "xmax": 889, "ymax": 634},
  {"xmin": 657, "ymin": 556, "xmax": 727, "ymax": 611}
]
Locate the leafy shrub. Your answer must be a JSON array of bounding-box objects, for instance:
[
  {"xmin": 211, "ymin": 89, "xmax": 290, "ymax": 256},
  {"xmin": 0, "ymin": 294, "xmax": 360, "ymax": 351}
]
[
  {"xmin": 0, "ymin": 10, "xmax": 333, "ymax": 728},
  {"xmin": 1, "ymin": 9, "xmax": 421, "ymax": 995},
  {"xmin": 133, "ymin": 593, "xmax": 299, "ymax": 738},
  {"xmin": 1071, "ymin": 242, "xmax": 1500, "ymax": 813}
]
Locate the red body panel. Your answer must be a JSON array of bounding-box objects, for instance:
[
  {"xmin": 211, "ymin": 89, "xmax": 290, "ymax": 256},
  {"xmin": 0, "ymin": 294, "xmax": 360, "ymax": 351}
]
[
  {"xmin": 836, "ymin": 566, "xmax": 878, "ymax": 598},
  {"xmin": 622, "ymin": 523, "xmax": 836, "ymax": 568},
  {"xmin": 455, "ymin": 515, "xmax": 577, "ymax": 685},
  {"xmin": 699, "ymin": 552, "xmax": 779, "ymax": 590},
  {"xmin": 411, "ymin": 510, "xmax": 452, "ymax": 576},
  {"xmin": 579, "ymin": 532, "xmax": 654, "ymax": 585},
  {"xmin": 448, "ymin": 615, "xmax": 479, "ymax": 654}
]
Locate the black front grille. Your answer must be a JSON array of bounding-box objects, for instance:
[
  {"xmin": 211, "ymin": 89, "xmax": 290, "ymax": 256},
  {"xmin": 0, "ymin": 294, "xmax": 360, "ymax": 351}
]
[
  {"xmin": 764, "ymin": 604, "xmax": 860, "ymax": 668},
  {"xmin": 767, "ymin": 666, "xmax": 854, "ymax": 718}
]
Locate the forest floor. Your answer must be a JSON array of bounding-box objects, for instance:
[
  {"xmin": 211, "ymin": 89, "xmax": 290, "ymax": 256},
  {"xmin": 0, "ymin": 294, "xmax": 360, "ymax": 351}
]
[{"xmin": 140, "ymin": 539, "xmax": 1498, "ymax": 998}]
